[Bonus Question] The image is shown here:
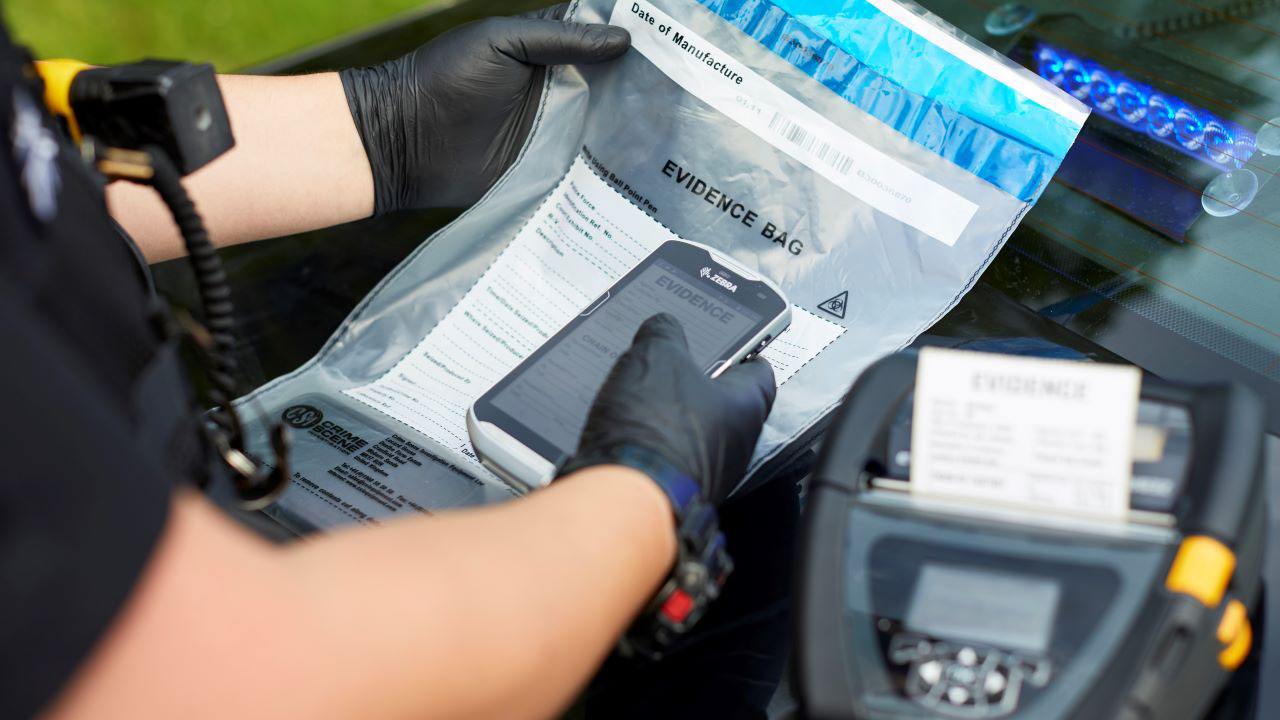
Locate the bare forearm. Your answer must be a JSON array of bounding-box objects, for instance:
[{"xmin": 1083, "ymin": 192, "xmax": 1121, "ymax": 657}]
[
  {"xmin": 49, "ymin": 469, "xmax": 673, "ymax": 720},
  {"xmin": 106, "ymin": 73, "xmax": 373, "ymax": 263},
  {"xmin": 287, "ymin": 466, "xmax": 674, "ymax": 719}
]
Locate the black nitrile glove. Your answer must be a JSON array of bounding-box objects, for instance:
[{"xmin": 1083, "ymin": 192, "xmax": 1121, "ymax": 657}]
[
  {"xmin": 562, "ymin": 314, "xmax": 777, "ymax": 506},
  {"xmin": 340, "ymin": 7, "xmax": 631, "ymax": 215}
]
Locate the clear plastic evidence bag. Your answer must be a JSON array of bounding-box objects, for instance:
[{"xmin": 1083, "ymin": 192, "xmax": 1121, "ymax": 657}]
[{"xmin": 237, "ymin": 0, "xmax": 1088, "ymax": 532}]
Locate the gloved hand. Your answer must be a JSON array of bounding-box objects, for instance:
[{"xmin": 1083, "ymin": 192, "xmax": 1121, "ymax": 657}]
[
  {"xmin": 340, "ymin": 7, "xmax": 630, "ymax": 215},
  {"xmin": 562, "ymin": 313, "xmax": 777, "ymax": 506}
]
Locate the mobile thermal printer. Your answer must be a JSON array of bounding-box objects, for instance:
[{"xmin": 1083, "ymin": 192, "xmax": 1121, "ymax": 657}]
[{"xmin": 795, "ymin": 351, "xmax": 1266, "ymax": 720}]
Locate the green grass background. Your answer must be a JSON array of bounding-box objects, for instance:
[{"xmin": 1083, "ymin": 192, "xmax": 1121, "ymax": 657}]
[{"xmin": 4, "ymin": 0, "xmax": 437, "ymax": 70}]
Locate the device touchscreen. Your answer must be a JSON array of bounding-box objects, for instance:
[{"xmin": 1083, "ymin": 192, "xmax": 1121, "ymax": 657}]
[{"xmin": 485, "ymin": 256, "xmax": 767, "ymax": 460}]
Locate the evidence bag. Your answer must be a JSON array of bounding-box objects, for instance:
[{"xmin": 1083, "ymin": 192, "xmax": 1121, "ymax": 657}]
[{"xmin": 235, "ymin": 0, "xmax": 1089, "ymax": 532}]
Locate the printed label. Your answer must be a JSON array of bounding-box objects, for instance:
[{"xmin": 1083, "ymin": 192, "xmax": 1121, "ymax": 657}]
[
  {"xmin": 910, "ymin": 348, "xmax": 1141, "ymax": 520},
  {"xmin": 611, "ymin": 0, "xmax": 979, "ymax": 246},
  {"xmin": 265, "ymin": 396, "xmax": 510, "ymax": 531}
]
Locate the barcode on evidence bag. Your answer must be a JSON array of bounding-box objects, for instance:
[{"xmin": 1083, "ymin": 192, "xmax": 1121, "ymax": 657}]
[{"xmin": 767, "ymin": 112, "xmax": 855, "ymax": 175}]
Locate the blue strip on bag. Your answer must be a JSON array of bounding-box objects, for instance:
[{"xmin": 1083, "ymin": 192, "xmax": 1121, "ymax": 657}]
[
  {"xmin": 697, "ymin": 0, "xmax": 1073, "ymax": 202},
  {"xmin": 768, "ymin": 0, "xmax": 1081, "ymax": 158}
]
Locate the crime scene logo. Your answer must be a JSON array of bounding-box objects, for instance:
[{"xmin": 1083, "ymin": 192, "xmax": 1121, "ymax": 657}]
[
  {"xmin": 700, "ymin": 266, "xmax": 739, "ymax": 293},
  {"xmin": 282, "ymin": 404, "xmax": 323, "ymax": 430}
]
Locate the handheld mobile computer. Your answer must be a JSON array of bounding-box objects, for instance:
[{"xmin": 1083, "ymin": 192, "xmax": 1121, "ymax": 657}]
[
  {"xmin": 796, "ymin": 352, "xmax": 1266, "ymax": 720},
  {"xmin": 466, "ymin": 239, "xmax": 791, "ymax": 491}
]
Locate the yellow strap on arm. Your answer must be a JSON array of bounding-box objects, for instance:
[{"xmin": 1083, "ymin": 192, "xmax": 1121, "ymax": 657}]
[{"xmin": 34, "ymin": 59, "xmax": 92, "ymax": 140}]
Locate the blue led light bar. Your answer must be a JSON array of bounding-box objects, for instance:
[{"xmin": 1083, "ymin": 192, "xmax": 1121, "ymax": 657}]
[{"xmin": 1034, "ymin": 43, "xmax": 1257, "ymax": 171}]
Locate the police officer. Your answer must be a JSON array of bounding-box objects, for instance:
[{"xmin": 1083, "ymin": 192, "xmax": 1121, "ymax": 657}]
[{"xmin": 1, "ymin": 8, "xmax": 780, "ymax": 720}]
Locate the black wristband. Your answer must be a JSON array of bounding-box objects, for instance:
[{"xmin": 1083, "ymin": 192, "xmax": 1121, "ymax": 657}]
[{"xmin": 566, "ymin": 445, "xmax": 734, "ymax": 659}]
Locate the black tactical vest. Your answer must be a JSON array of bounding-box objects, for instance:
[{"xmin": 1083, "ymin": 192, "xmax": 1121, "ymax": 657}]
[{"xmin": 0, "ymin": 22, "xmax": 215, "ymax": 718}]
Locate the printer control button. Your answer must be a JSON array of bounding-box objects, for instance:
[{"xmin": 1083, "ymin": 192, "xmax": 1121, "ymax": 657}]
[
  {"xmin": 946, "ymin": 685, "xmax": 971, "ymax": 706},
  {"xmin": 918, "ymin": 660, "xmax": 944, "ymax": 686}
]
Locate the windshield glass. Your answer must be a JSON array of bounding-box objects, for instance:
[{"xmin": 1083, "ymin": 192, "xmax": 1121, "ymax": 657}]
[{"xmin": 917, "ymin": 0, "xmax": 1280, "ymax": 431}]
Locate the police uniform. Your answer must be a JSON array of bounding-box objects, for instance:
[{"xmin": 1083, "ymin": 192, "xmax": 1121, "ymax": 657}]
[{"xmin": 0, "ymin": 23, "xmax": 213, "ymax": 718}]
